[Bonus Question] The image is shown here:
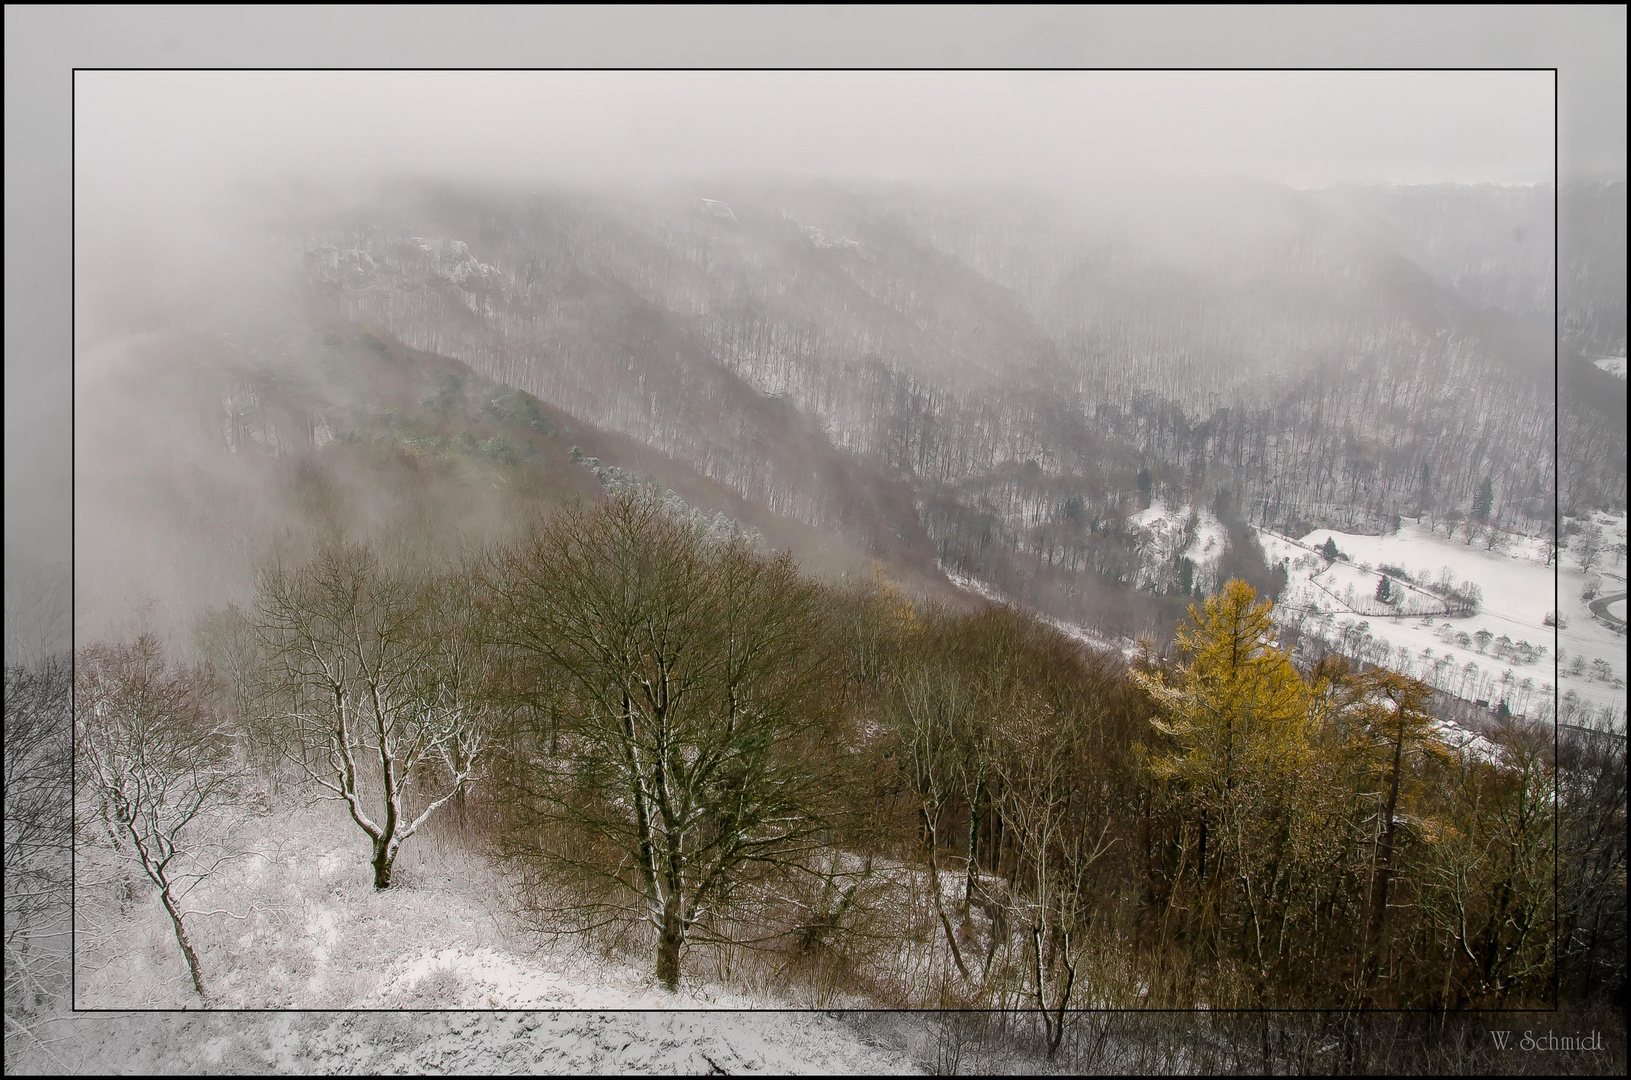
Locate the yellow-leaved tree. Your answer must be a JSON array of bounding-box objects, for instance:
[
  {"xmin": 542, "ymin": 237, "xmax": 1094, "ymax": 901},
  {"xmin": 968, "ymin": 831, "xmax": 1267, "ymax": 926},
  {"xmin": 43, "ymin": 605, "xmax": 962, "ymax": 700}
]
[{"xmin": 1136, "ymin": 580, "xmax": 1314, "ymax": 998}]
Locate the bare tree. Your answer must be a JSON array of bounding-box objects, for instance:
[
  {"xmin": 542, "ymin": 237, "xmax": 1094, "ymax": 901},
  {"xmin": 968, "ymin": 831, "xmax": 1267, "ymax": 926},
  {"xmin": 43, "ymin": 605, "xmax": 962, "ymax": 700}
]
[
  {"xmin": 1557, "ymin": 725, "xmax": 1628, "ymax": 1004},
  {"xmin": 892, "ymin": 663, "xmax": 977, "ymax": 984},
  {"xmin": 195, "ymin": 603, "xmax": 288, "ymax": 787},
  {"xmin": 1573, "ymin": 524, "xmax": 1605, "ymax": 575},
  {"xmin": 993, "ymin": 694, "xmax": 1115, "ymax": 1056},
  {"xmin": 254, "ymin": 544, "xmax": 486, "ymax": 889},
  {"xmin": 4, "ymin": 654, "xmax": 72, "ymax": 1058},
  {"xmin": 74, "ymin": 636, "xmax": 237, "ymax": 1004},
  {"xmin": 491, "ymin": 496, "xmax": 841, "ymax": 991}
]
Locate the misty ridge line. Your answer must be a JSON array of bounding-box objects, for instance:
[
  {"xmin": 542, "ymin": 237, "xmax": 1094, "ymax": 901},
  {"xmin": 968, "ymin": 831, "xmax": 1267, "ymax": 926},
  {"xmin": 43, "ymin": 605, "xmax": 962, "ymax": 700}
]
[{"xmin": 59, "ymin": 173, "xmax": 1620, "ymax": 663}]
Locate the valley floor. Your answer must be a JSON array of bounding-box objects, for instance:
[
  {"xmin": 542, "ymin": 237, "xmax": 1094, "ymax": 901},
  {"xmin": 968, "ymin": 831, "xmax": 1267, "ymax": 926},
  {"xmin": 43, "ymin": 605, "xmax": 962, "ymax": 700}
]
[{"xmin": 1255, "ymin": 514, "xmax": 1627, "ymax": 729}]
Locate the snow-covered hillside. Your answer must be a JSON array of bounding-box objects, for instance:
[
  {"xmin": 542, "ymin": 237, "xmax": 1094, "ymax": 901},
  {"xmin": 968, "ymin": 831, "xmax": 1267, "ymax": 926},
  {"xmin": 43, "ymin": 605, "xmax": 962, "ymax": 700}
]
[
  {"xmin": 942, "ymin": 568, "xmax": 1139, "ymax": 658},
  {"xmin": 76, "ymin": 799, "xmax": 806, "ymax": 1011},
  {"xmin": 1127, "ymin": 500, "xmax": 1227, "ymax": 595},
  {"xmin": 1592, "ymin": 355, "xmax": 1628, "ymax": 380},
  {"xmin": 53, "ymin": 785, "xmax": 1135, "ymax": 1076},
  {"xmin": 16, "ymin": 1008, "xmax": 920, "ymax": 1075},
  {"xmin": 54, "ymin": 796, "xmax": 925, "ymax": 1074}
]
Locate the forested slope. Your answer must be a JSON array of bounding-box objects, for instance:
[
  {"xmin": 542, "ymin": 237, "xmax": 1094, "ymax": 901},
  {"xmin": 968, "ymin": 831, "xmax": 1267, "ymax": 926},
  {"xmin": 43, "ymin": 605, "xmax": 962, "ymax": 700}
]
[
  {"xmin": 74, "ymin": 303, "xmax": 952, "ymax": 651},
  {"xmin": 288, "ymin": 178, "xmax": 1612, "ymax": 638}
]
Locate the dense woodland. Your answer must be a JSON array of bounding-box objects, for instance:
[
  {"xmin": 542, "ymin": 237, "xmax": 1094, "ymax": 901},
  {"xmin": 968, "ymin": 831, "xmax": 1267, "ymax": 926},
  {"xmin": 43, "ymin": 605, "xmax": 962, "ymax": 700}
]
[{"xmin": 9, "ymin": 492, "xmax": 1626, "ymax": 1057}]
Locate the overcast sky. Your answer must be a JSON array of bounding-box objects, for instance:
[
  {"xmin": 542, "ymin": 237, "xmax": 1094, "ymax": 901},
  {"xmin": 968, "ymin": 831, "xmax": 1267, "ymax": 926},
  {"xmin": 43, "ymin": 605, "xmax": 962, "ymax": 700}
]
[
  {"xmin": 76, "ymin": 69, "xmax": 1556, "ymax": 223},
  {"xmin": 6, "ymin": 6, "xmax": 1626, "ymax": 658}
]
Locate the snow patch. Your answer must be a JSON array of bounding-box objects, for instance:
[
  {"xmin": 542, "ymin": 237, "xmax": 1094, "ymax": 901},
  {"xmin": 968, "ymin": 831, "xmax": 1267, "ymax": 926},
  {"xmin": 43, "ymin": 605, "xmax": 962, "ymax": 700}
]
[
  {"xmin": 802, "ymin": 224, "xmax": 861, "ymax": 250},
  {"xmin": 943, "ymin": 568, "xmax": 1138, "ymax": 658},
  {"xmin": 1128, "ymin": 500, "xmax": 1226, "ymax": 595},
  {"xmin": 700, "ymin": 198, "xmax": 738, "ymax": 222}
]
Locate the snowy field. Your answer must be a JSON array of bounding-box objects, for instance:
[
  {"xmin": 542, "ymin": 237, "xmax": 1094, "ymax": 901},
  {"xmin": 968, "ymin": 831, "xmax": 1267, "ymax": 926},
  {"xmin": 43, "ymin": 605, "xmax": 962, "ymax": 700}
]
[
  {"xmin": 43, "ymin": 788, "xmax": 1132, "ymax": 1075},
  {"xmin": 52, "ymin": 796, "xmax": 930, "ymax": 1074},
  {"xmin": 74, "ymin": 798, "xmax": 820, "ymax": 1012},
  {"xmin": 1592, "ymin": 355, "xmax": 1627, "ymax": 380},
  {"xmin": 950, "ymin": 503, "xmax": 1625, "ymax": 730},
  {"xmin": 1255, "ymin": 514, "xmax": 1627, "ymax": 728}
]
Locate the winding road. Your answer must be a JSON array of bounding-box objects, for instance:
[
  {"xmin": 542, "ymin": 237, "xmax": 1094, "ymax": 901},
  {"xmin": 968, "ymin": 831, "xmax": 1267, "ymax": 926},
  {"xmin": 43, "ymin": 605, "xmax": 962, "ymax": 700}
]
[{"xmin": 1589, "ymin": 591, "xmax": 1628, "ymax": 628}]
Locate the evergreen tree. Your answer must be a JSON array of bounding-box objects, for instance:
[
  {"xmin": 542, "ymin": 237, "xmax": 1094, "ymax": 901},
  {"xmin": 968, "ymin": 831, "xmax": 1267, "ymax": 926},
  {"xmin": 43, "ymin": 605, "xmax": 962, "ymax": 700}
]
[
  {"xmin": 1472, "ymin": 476, "xmax": 1494, "ymax": 522},
  {"xmin": 1270, "ymin": 561, "xmax": 1289, "ymax": 599},
  {"xmin": 1320, "ymin": 537, "xmax": 1339, "ymax": 561},
  {"xmin": 1374, "ymin": 574, "xmax": 1392, "ymax": 603}
]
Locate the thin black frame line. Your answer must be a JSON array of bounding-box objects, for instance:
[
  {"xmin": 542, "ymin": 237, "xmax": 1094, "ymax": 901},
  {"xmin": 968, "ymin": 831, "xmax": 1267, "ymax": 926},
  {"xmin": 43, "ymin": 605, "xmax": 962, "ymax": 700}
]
[
  {"xmin": 1550, "ymin": 65, "xmax": 1560, "ymax": 1015},
  {"xmin": 67, "ymin": 65, "xmax": 1566, "ymax": 1018},
  {"xmin": 69, "ymin": 65, "xmax": 1562, "ymax": 72},
  {"xmin": 69, "ymin": 62, "xmax": 78, "ymax": 1016},
  {"xmin": 65, "ymin": 1005, "xmax": 1582, "ymax": 1015}
]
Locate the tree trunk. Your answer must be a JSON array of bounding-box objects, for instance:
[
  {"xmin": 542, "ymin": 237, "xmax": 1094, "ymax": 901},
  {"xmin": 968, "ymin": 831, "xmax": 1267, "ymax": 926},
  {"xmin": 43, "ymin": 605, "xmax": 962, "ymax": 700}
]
[
  {"xmin": 1049, "ymin": 944, "xmax": 1076, "ymax": 1059},
  {"xmin": 931, "ymin": 854, "xmax": 972, "ymax": 983},
  {"xmin": 1140, "ymin": 791, "xmax": 1157, "ymax": 905},
  {"xmin": 1032, "ymin": 926, "xmax": 1053, "ymax": 1048},
  {"xmin": 922, "ymin": 806, "xmax": 971, "ymax": 982},
  {"xmin": 372, "ymin": 837, "xmax": 395, "ymax": 890},
  {"xmin": 452, "ymin": 741, "xmax": 469, "ymax": 835},
  {"xmin": 1197, "ymin": 809, "xmax": 1208, "ymax": 881},
  {"xmin": 963, "ymin": 775, "xmax": 983, "ymax": 908},
  {"xmin": 376, "ymin": 744, "xmax": 401, "ymax": 889},
  {"xmin": 656, "ymin": 900, "xmax": 685, "ymax": 991},
  {"xmin": 159, "ymin": 889, "xmax": 207, "ymax": 1004},
  {"xmin": 1364, "ymin": 722, "xmax": 1406, "ymax": 996}
]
